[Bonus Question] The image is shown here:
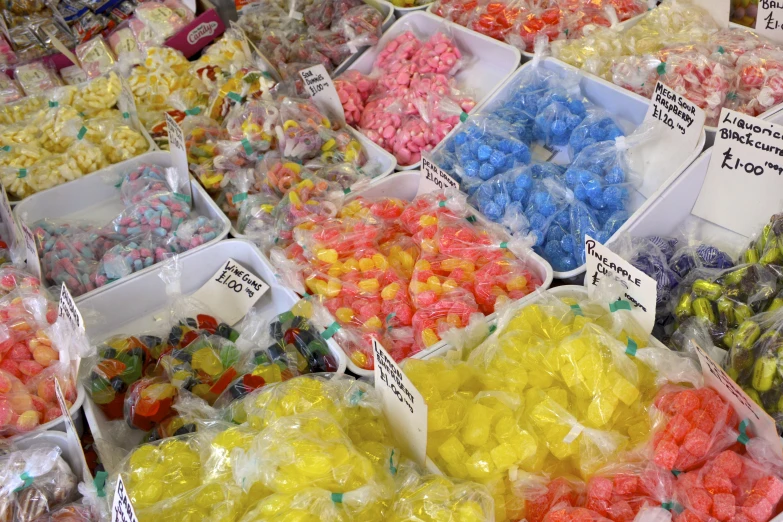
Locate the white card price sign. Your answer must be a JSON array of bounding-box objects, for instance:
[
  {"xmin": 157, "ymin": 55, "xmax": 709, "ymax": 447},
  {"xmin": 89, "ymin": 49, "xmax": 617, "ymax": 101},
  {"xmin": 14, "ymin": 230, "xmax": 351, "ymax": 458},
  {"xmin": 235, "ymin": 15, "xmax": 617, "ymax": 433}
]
[
  {"xmin": 165, "ymin": 113, "xmax": 189, "ymax": 183},
  {"xmin": 584, "ymin": 235, "xmax": 657, "ymax": 334},
  {"xmin": 191, "ymin": 259, "xmax": 270, "ymax": 325},
  {"xmin": 58, "ymin": 282, "xmax": 84, "ymax": 333},
  {"xmin": 418, "ymin": 155, "xmax": 459, "ymax": 196},
  {"xmin": 20, "ymin": 221, "xmax": 41, "ymax": 280},
  {"xmin": 372, "ymin": 338, "xmax": 427, "ymax": 466},
  {"xmin": 112, "ymin": 475, "xmax": 139, "ymax": 522},
  {"xmin": 0, "ymin": 186, "xmax": 16, "ymax": 253},
  {"xmin": 692, "ymin": 109, "xmax": 783, "ymax": 237},
  {"xmin": 644, "ymin": 81, "xmax": 706, "ymax": 148},
  {"xmin": 756, "ymin": 0, "xmax": 783, "ymax": 44},
  {"xmin": 299, "ymin": 65, "xmax": 345, "ymax": 124},
  {"xmin": 54, "ymin": 378, "xmax": 91, "ymax": 480},
  {"xmin": 694, "ymin": 342, "xmax": 783, "ymax": 459}
]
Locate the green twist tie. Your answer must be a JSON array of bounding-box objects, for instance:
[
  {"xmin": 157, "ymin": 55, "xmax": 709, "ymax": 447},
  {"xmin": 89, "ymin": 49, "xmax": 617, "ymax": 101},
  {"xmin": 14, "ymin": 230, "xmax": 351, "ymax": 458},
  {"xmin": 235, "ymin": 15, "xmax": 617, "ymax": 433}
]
[
  {"xmin": 331, "ymin": 493, "xmax": 343, "ymax": 503},
  {"xmin": 185, "ymin": 107, "xmax": 202, "ymax": 116},
  {"xmin": 17, "ymin": 168, "xmax": 27, "ymax": 179},
  {"xmin": 122, "ymin": 111, "xmax": 130, "ymax": 119},
  {"xmin": 343, "ymin": 187, "xmax": 351, "ymax": 195},
  {"xmin": 489, "ymin": 324, "xmax": 497, "ymax": 334},
  {"xmin": 389, "ymin": 449, "xmax": 398, "ymax": 475},
  {"xmin": 77, "ymin": 126, "xmax": 87, "ymax": 140},
  {"xmin": 656, "ymin": 62, "xmax": 667, "ymax": 75},
  {"xmin": 661, "ymin": 502, "xmax": 674, "ymax": 511},
  {"xmin": 718, "ymin": 46, "xmax": 725, "ymax": 54},
  {"xmin": 570, "ymin": 304, "xmax": 583, "ymax": 316},
  {"xmin": 662, "ymin": 501, "xmax": 683, "ymax": 513},
  {"xmin": 671, "ymin": 469, "xmax": 681, "ymax": 476},
  {"xmin": 466, "ymin": 215, "xmax": 477, "ymax": 223},
  {"xmin": 174, "ymin": 192, "xmax": 192, "ymax": 204},
  {"xmin": 737, "ymin": 419, "xmax": 750, "ymax": 445},
  {"xmin": 241, "ymin": 138, "xmax": 252, "ymax": 155},
  {"xmin": 625, "ymin": 338, "xmax": 638, "ymax": 357},
  {"xmin": 78, "ymin": 112, "xmax": 86, "ymax": 117},
  {"xmin": 500, "ymin": 241, "xmax": 508, "ymax": 249},
  {"xmin": 227, "ymin": 92, "xmax": 243, "ymax": 102},
  {"xmin": 349, "ymin": 389, "xmax": 365, "ymax": 406},
  {"xmin": 94, "ymin": 471, "xmax": 108, "ymax": 498},
  {"xmin": 459, "ymin": 112, "xmax": 468, "ymax": 123},
  {"xmin": 322, "ymin": 321, "xmax": 341, "ymax": 339},
  {"xmin": 48, "ymin": 100, "xmax": 58, "ymax": 107},
  {"xmin": 609, "ymin": 300, "xmax": 632, "ymax": 313},
  {"xmin": 438, "ymin": 201, "xmax": 446, "ymax": 207},
  {"xmin": 14, "ymin": 472, "xmax": 33, "ymax": 492},
  {"xmin": 385, "ymin": 312, "xmax": 396, "ymax": 330},
  {"xmin": 233, "ymin": 192, "xmax": 248, "ymax": 204},
  {"xmin": 1, "ymin": 145, "xmax": 10, "ymax": 152}
]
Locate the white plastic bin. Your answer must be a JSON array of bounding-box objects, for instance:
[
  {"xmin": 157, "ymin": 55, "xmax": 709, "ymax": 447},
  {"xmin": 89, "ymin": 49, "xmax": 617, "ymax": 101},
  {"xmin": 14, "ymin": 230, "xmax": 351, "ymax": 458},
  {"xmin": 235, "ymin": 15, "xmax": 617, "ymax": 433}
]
[
  {"xmin": 228, "ymin": 128, "xmax": 398, "ymax": 238},
  {"xmin": 13, "ymin": 151, "xmax": 231, "ymax": 302},
  {"xmin": 78, "ymin": 239, "xmax": 347, "ymax": 467},
  {"xmin": 338, "ymin": 170, "xmax": 553, "ymax": 377},
  {"xmin": 604, "ymin": 148, "xmax": 749, "ymax": 251},
  {"xmin": 13, "ymin": 430, "xmax": 91, "ymax": 483},
  {"xmin": 388, "ymin": 0, "xmax": 431, "ymax": 19},
  {"xmin": 430, "ymin": 57, "xmax": 707, "ymax": 281},
  {"xmin": 344, "ymin": 11, "xmax": 522, "ymax": 171},
  {"xmin": 333, "ymin": 0, "xmax": 396, "ymax": 74}
]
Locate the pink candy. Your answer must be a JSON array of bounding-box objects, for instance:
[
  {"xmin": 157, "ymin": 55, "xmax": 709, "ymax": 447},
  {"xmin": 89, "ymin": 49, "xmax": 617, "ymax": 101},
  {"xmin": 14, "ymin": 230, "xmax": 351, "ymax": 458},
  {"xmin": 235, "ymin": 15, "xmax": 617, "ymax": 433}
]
[{"xmin": 338, "ymin": 31, "xmax": 476, "ymax": 166}]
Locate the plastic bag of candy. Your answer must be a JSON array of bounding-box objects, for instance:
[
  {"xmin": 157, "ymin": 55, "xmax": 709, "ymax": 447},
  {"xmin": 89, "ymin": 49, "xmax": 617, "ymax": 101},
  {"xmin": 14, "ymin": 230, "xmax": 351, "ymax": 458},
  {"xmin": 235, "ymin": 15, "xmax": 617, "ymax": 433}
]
[{"xmin": 0, "ymin": 442, "xmax": 79, "ymax": 521}]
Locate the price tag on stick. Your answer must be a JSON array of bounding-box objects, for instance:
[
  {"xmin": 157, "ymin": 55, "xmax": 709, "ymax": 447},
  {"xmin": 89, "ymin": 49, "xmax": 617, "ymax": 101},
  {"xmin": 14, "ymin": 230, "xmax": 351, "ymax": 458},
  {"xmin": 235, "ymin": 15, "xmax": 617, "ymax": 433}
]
[
  {"xmin": 694, "ymin": 342, "xmax": 783, "ymax": 459},
  {"xmin": 372, "ymin": 338, "xmax": 428, "ymax": 467},
  {"xmin": 112, "ymin": 475, "xmax": 139, "ymax": 522},
  {"xmin": 692, "ymin": 108, "xmax": 783, "ymax": 237},
  {"xmin": 756, "ymin": 0, "xmax": 783, "ymax": 44},
  {"xmin": 20, "ymin": 221, "xmax": 41, "ymax": 280},
  {"xmin": 58, "ymin": 282, "xmax": 84, "ymax": 332},
  {"xmin": 418, "ymin": 155, "xmax": 459, "ymax": 196},
  {"xmin": 583, "ymin": 235, "xmax": 657, "ymax": 334},
  {"xmin": 190, "ymin": 259, "xmax": 269, "ymax": 325},
  {"xmin": 165, "ymin": 113, "xmax": 189, "ymax": 182},
  {"xmin": 299, "ymin": 65, "xmax": 344, "ymax": 124},
  {"xmin": 0, "ymin": 186, "xmax": 17, "ymax": 253}
]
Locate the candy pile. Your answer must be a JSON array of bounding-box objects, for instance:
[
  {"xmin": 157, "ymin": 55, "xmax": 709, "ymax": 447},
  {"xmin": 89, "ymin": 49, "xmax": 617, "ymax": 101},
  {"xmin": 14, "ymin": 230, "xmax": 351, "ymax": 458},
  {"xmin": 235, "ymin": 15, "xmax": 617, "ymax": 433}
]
[
  {"xmin": 433, "ymin": 63, "xmax": 639, "ymax": 273},
  {"xmin": 335, "ymin": 30, "xmax": 477, "ymax": 166},
  {"xmin": 431, "ymin": 0, "xmax": 646, "ymax": 53},
  {"xmin": 85, "ymin": 296, "xmax": 338, "ymax": 444},
  {"xmin": 732, "ymin": 0, "xmax": 758, "ymax": 27},
  {"xmin": 617, "ymin": 235, "xmax": 735, "ymax": 339},
  {"xmin": 272, "ymin": 189, "xmax": 543, "ymax": 370},
  {"xmin": 0, "ymin": 268, "xmax": 83, "ymax": 437},
  {"xmin": 31, "ymin": 163, "xmax": 222, "ymax": 297},
  {"xmin": 553, "ymin": 0, "xmax": 783, "ymax": 125},
  {"xmin": 0, "ymin": 72, "xmax": 149, "ymax": 200},
  {"xmin": 402, "ymin": 289, "xmax": 707, "ymax": 520},
  {"xmin": 237, "ymin": 0, "xmax": 384, "ymax": 78}
]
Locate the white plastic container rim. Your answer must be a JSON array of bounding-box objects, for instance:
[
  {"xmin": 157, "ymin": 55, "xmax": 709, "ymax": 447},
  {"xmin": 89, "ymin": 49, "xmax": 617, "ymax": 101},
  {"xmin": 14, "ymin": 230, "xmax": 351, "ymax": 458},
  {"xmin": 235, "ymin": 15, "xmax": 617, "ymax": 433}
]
[
  {"xmin": 337, "ymin": 170, "xmax": 553, "ymax": 377},
  {"xmin": 229, "ymin": 128, "xmax": 398, "ymax": 238},
  {"xmin": 429, "ymin": 57, "xmax": 707, "ymax": 281},
  {"xmin": 344, "ymin": 11, "xmax": 522, "ymax": 171},
  {"xmin": 78, "ymin": 238, "xmax": 347, "ymax": 467},
  {"xmin": 13, "ymin": 151, "xmax": 231, "ymax": 303},
  {"xmin": 385, "ymin": 0, "xmax": 431, "ymax": 19}
]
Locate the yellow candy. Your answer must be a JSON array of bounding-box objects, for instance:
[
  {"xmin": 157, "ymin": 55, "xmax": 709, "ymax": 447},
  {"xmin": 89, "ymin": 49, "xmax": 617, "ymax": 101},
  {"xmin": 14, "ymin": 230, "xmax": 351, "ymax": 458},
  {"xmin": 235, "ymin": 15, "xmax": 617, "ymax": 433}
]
[
  {"xmin": 421, "ymin": 328, "xmax": 440, "ymax": 347},
  {"xmin": 336, "ymin": 307, "xmax": 355, "ymax": 323},
  {"xmin": 358, "ymin": 278, "xmax": 380, "ymax": 293},
  {"xmin": 316, "ymin": 248, "xmax": 338, "ymax": 264}
]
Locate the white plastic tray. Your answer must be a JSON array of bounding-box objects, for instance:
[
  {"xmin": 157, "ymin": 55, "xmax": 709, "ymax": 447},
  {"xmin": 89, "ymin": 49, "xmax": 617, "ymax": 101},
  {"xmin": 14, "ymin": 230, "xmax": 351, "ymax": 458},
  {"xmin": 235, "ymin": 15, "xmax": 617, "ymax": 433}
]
[
  {"xmin": 228, "ymin": 128, "xmax": 398, "ymax": 238},
  {"xmin": 9, "ymin": 385, "xmax": 85, "ymax": 442},
  {"xmin": 430, "ymin": 57, "xmax": 707, "ymax": 281},
  {"xmin": 78, "ymin": 239, "xmax": 347, "ymax": 463},
  {"xmin": 341, "ymin": 170, "xmax": 553, "ymax": 377},
  {"xmin": 604, "ymin": 148, "xmax": 749, "ymax": 251},
  {"xmin": 13, "ymin": 151, "xmax": 231, "ymax": 302},
  {"xmin": 13, "ymin": 429, "xmax": 91, "ymax": 483},
  {"xmin": 333, "ymin": 0, "xmax": 396, "ymax": 74},
  {"xmin": 344, "ymin": 11, "xmax": 522, "ymax": 171}
]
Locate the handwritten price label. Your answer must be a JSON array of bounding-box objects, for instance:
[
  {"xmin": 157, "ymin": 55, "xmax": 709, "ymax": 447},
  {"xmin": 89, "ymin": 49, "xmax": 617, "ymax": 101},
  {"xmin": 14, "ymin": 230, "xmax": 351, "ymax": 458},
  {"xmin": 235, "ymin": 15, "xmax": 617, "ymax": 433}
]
[
  {"xmin": 20, "ymin": 222, "xmax": 41, "ymax": 280},
  {"xmin": 693, "ymin": 108, "xmax": 783, "ymax": 236},
  {"xmin": 756, "ymin": 0, "xmax": 783, "ymax": 44},
  {"xmin": 112, "ymin": 475, "xmax": 139, "ymax": 522},
  {"xmin": 418, "ymin": 155, "xmax": 459, "ymax": 196},
  {"xmin": 58, "ymin": 283, "xmax": 84, "ymax": 332},
  {"xmin": 373, "ymin": 338, "xmax": 427, "ymax": 466},
  {"xmin": 165, "ymin": 113, "xmax": 189, "ymax": 180},
  {"xmin": 190, "ymin": 259, "xmax": 269, "ymax": 325},
  {"xmin": 299, "ymin": 65, "xmax": 344, "ymax": 124}
]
